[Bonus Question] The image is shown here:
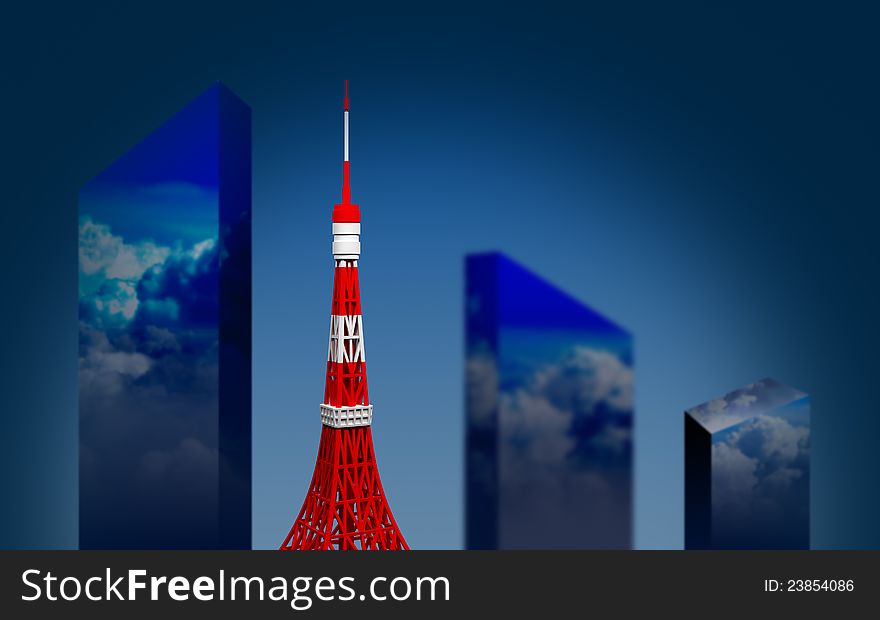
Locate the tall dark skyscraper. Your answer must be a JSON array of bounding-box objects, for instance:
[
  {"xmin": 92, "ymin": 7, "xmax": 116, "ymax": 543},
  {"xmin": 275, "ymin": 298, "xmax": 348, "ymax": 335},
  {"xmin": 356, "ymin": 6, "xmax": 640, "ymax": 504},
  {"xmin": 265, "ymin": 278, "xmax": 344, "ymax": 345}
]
[
  {"xmin": 78, "ymin": 84, "xmax": 252, "ymax": 549},
  {"xmin": 466, "ymin": 253, "xmax": 634, "ymax": 549}
]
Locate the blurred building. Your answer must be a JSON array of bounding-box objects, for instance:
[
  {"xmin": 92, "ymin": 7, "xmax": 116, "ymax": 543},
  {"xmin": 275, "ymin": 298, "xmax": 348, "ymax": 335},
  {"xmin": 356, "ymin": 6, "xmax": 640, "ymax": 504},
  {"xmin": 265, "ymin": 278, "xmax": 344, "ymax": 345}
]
[
  {"xmin": 78, "ymin": 84, "xmax": 252, "ymax": 549},
  {"xmin": 465, "ymin": 253, "xmax": 633, "ymax": 549},
  {"xmin": 685, "ymin": 378, "xmax": 810, "ymax": 549}
]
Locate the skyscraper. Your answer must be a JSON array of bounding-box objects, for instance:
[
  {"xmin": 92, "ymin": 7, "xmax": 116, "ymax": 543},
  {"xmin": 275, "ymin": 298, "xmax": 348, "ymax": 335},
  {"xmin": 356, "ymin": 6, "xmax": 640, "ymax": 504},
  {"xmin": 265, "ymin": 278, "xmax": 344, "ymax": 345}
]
[
  {"xmin": 466, "ymin": 253, "xmax": 634, "ymax": 549},
  {"xmin": 78, "ymin": 83, "xmax": 252, "ymax": 549},
  {"xmin": 685, "ymin": 378, "xmax": 810, "ymax": 549}
]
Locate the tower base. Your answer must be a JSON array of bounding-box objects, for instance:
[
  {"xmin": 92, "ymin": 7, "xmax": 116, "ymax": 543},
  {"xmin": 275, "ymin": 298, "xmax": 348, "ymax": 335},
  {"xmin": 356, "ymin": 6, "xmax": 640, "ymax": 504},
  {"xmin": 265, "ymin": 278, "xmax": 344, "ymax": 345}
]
[{"xmin": 281, "ymin": 425, "xmax": 408, "ymax": 550}]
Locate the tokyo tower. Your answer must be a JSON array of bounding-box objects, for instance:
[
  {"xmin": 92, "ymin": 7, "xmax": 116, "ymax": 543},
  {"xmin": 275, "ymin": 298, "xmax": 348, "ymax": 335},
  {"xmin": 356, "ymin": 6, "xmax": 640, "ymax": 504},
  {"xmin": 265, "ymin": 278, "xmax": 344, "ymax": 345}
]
[{"xmin": 281, "ymin": 82, "xmax": 408, "ymax": 550}]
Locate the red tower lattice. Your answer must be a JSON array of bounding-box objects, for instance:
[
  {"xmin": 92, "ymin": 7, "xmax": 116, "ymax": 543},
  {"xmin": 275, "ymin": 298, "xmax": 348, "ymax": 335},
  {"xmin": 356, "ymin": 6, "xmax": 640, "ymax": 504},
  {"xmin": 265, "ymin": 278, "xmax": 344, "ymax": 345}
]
[{"xmin": 281, "ymin": 82, "xmax": 408, "ymax": 550}]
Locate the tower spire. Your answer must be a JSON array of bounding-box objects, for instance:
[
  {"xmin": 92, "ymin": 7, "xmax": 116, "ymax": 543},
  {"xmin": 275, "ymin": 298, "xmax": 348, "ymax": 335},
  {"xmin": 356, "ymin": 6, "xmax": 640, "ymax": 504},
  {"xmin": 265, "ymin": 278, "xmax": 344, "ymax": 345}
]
[
  {"xmin": 334, "ymin": 80, "xmax": 359, "ymax": 223},
  {"xmin": 342, "ymin": 79, "xmax": 350, "ymax": 204}
]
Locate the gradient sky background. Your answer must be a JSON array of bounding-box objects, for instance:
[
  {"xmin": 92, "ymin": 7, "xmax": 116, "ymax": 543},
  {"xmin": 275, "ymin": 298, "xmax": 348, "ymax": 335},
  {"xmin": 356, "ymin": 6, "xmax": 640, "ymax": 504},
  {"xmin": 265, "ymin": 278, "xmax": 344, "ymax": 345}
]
[{"xmin": 1, "ymin": 2, "xmax": 879, "ymax": 549}]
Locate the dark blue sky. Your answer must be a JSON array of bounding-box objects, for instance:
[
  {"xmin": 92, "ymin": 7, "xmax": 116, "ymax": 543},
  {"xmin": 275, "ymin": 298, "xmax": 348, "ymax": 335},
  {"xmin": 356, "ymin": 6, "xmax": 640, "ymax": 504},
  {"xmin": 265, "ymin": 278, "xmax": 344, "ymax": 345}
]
[{"xmin": 1, "ymin": 2, "xmax": 878, "ymax": 549}]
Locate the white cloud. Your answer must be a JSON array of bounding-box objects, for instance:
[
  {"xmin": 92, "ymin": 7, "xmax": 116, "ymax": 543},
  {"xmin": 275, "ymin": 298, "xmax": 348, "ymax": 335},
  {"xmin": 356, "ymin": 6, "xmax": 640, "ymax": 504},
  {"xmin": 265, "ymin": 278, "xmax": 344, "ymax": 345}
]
[
  {"xmin": 712, "ymin": 441, "xmax": 759, "ymax": 505},
  {"xmin": 141, "ymin": 326, "xmax": 181, "ymax": 355},
  {"xmin": 188, "ymin": 238, "xmax": 215, "ymax": 261},
  {"xmin": 729, "ymin": 415, "xmax": 809, "ymax": 464},
  {"xmin": 466, "ymin": 352, "xmax": 498, "ymax": 430},
  {"xmin": 79, "ymin": 218, "xmax": 218, "ymax": 328},
  {"xmin": 500, "ymin": 389, "xmax": 575, "ymax": 465},
  {"xmin": 491, "ymin": 346, "xmax": 633, "ymax": 544},
  {"xmin": 532, "ymin": 347, "xmax": 634, "ymax": 414},
  {"xmin": 79, "ymin": 218, "xmax": 170, "ymax": 281},
  {"xmin": 78, "ymin": 325, "xmax": 152, "ymax": 397},
  {"xmin": 593, "ymin": 424, "xmax": 632, "ymax": 454},
  {"xmin": 497, "ymin": 346, "xmax": 633, "ymax": 475},
  {"xmin": 706, "ymin": 399, "xmax": 728, "ymax": 414},
  {"xmin": 762, "ymin": 467, "xmax": 803, "ymax": 493},
  {"xmin": 92, "ymin": 350, "xmax": 151, "ymax": 377},
  {"xmin": 731, "ymin": 393, "xmax": 757, "ymax": 408},
  {"xmin": 84, "ymin": 279, "xmax": 139, "ymax": 327},
  {"xmin": 712, "ymin": 414, "xmax": 810, "ymax": 511},
  {"xmin": 694, "ymin": 395, "xmax": 758, "ymax": 433},
  {"xmin": 688, "ymin": 379, "xmax": 808, "ymax": 433}
]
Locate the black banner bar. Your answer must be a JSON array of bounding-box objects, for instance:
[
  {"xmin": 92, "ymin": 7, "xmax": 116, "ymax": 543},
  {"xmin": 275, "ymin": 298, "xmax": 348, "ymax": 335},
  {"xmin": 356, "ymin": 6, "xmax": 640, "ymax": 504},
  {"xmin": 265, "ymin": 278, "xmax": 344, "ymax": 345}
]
[{"xmin": 0, "ymin": 551, "xmax": 876, "ymax": 618}]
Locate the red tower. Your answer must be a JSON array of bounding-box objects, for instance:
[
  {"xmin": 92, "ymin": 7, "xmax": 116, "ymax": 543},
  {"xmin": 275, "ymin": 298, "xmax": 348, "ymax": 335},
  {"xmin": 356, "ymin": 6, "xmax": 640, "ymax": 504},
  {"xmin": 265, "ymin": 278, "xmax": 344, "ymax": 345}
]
[{"xmin": 281, "ymin": 82, "xmax": 408, "ymax": 550}]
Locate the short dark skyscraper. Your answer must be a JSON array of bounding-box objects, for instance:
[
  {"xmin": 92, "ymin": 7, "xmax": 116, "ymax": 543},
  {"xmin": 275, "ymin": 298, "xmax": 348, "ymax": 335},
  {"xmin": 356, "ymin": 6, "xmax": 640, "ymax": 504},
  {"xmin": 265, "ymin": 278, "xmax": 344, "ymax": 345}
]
[
  {"xmin": 78, "ymin": 83, "xmax": 252, "ymax": 549},
  {"xmin": 685, "ymin": 379, "xmax": 810, "ymax": 550},
  {"xmin": 466, "ymin": 253, "xmax": 633, "ymax": 549}
]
